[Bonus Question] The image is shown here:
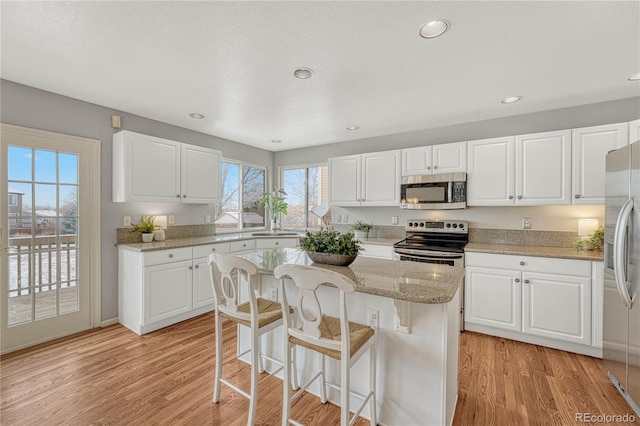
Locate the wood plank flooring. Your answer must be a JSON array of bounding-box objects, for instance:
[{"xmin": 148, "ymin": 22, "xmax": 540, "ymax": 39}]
[{"xmin": 1, "ymin": 313, "xmax": 638, "ymax": 425}]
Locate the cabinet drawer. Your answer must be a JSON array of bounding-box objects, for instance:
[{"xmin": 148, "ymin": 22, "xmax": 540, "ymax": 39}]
[
  {"xmin": 144, "ymin": 247, "xmax": 192, "ymax": 266},
  {"xmin": 465, "ymin": 252, "xmax": 591, "ymax": 277},
  {"xmin": 230, "ymin": 239, "xmax": 256, "ymax": 253},
  {"xmin": 193, "ymin": 242, "xmax": 231, "ymax": 258},
  {"xmin": 255, "ymin": 238, "xmax": 298, "ymax": 249}
]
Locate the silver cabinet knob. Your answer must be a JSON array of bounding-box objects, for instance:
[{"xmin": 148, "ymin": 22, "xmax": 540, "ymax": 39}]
[
  {"xmin": 575, "ymin": 194, "xmax": 581, "ymax": 199},
  {"xmin": 434, "ymin": 165, "xmax": 438, "ymax": 169},
  {"xmin": 275, "ymin": 242, "xmax": 279, "ymax": 245},
  {"xmin": 176, "ymin": 194, "xmax": 180, "ymax": 198},
  {"xmin": 519, "ymin": 261, "xmax": 525, "ymax": 266},
  {"xmin": 195, "ymin": 264, "xmax": 199, "ymax": 269},
  {"xmin": 183, "ymin": 194, "xmax": 187, "ymax": 198},
  {"xmin": 426, "ymin": 166, "xmax": 431, "ymax": 170},
  {"xmin": 515, "ymin": 278, "xmax": 520, "ymax": 283},
  {"xmin": 517, "ymin": 195, "xmax": 523, "ymax": 200},
  {"xmin": 524, "ymin": 279, "xmax": 530, "ymax": 284},
  {"xmin": 211, "ymin": 248, "xmax": 216, "ymax": 252},
  {"xmin": 189, "ymin": 266, "xmax": 193, "ymax": 270},
  {"xmin": 168, "ymin": 253, "xmax": 174, "ymax": 258},
  {"xmin": 509, "ymin": 195, "xmax": 514, "ymax": 200},
  {"xmin": 242, "ymin": 243, "xmax": 247, "ymax": 247}
]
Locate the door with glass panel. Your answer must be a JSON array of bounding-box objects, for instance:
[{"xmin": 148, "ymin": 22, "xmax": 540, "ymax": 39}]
[{"xmin": 1, "ymin": 124, "xmax": 99, "ymax": 353}]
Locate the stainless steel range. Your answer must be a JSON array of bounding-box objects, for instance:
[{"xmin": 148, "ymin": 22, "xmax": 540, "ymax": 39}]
[{"xmin": 393, "ymin": 219, "xmax": 468, "ymax": 330}]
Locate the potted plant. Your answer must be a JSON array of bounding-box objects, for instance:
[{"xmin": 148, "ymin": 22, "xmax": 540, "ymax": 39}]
[
  {"xmin": 575, "ymin": 226, "xmax": 604, "ymax": 251},
  {"xmin": 299, "ymin": 228, "xmax": 362, "ymax": 266},
  {"xmin": 353, "ymin": 220, "xmax": 373, "ymax": 240},
  {"xmin": 131, "ymin": 215, "xmax": 157, "ymax": 242},
  {"xmin": 258, "ymin": 187, "xmax": 288, "ymax": 233}
]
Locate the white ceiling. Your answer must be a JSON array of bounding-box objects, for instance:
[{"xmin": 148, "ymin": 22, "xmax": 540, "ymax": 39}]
[{"xmin": 1, "ymin": 1, "xmax": 639, "ymax": 152}]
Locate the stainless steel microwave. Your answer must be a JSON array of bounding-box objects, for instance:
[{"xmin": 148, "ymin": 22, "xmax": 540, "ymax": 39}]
[{"xmin": 400, "ymin": 173, "xmax": 467, "ymax": 209}]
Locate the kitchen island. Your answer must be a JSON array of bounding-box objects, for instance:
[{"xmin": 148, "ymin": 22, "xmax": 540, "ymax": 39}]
[{"xmin": 234, "ymin": 248, "xmax": 464, "ymax": 426}]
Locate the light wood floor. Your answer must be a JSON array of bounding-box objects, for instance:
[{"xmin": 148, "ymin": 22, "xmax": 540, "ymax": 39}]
[{"xmin": 1, "ymin": 313, "xmax": 637, "ymax": 425}]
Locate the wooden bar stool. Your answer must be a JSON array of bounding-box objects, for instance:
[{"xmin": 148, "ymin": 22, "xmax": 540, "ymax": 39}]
[
  {"xmin": 208, "ymin": 253, "xmax": 297, "ymax": 426},
  {"xmin": 274, "ymin": 264, "xmax": 377, "ymax": 426}
]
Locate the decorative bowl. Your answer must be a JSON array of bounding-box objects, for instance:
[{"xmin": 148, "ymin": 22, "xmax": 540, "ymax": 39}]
[{"xmin": 305, "ymin": 251, "xmax": 357, "ymax": 266}]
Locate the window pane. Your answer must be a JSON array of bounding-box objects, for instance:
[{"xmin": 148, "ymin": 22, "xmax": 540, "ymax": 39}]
[
  {"xmin": 242, "ymin": 166, "xmax": 265, "ymax": 229},
  {"xmin": 282, "ymin": 168, "xmax": 307, "ymax": 229},
  {"xmin": 35, "ymin": 150, "xmax": 57, "ymax": 183},
  {"xmin": 215, "ymin": 162, "xmax": 240, "ymax": 229},
  {"xmin": 58, "ymin": 153, "xmax": 78, "ymax": 184},
  {"xmin": 8, "ymin": 146, "xmax": 32, "ymax": 181},
  {"xmin": 307, "ymin": 166, "xmax": 331, "ymax": 227}
]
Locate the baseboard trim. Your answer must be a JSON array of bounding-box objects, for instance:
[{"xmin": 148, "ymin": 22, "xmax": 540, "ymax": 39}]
[{"xmin": 100, "ymin": 318, "xmax": 119, "ymax": 328}]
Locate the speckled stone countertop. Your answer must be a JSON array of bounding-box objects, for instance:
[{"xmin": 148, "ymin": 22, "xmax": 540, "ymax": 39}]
[
  {"xmin": 117, "ymin": 232, "xmax": 302, "ymax": 252},
  {"xmin": 358, "ymin": 237, "xmax": 402, "ymax": 246},
  {"xmin": 465, "ymin": 243, "xmax": 604, "ymax": 261},
  {"xmin": 237, "ymin": 248, "xmax": 463, "ymax": 304}
]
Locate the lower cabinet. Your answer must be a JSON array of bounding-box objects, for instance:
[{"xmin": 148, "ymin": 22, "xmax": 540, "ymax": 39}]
[
  {"xmin": 464, "ymin": 252, "xmax": 597, "ymax": 355},
  {"xmin": 144, "ymin": 259, "xmax": 193, "ymax": 324}
]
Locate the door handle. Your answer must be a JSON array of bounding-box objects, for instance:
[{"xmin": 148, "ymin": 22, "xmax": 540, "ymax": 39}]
[{"xmin": 613, "ymin": 197, "xmax": 633, "ymax": 308}]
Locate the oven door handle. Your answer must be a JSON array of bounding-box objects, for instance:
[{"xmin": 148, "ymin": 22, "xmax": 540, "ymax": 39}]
[{"xmin": 393, "ymin": 248, "xmax": 464, "ymax": 258}]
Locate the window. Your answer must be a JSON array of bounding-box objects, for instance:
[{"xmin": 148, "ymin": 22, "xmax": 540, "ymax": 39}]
[
  {"xmin": 8, "ymin": 193, "xmax": 17, "ymax": 206},
  {"xmin": 281, "ymin": 165, "xmax": 331, "ymax": 229},
  {"xmin": 215, "ymin": 161, "xmax": 266, "ymax": 231}
]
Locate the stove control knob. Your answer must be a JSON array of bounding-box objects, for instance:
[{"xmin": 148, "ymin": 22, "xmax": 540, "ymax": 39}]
[
  {"xmin": 409, "ymin": 222, "xmax": 415, "ymax": 227},
  {"xmin": 452, "ymin": 223, "xmax": 458, "ymax": 228},
  {"xmin": 419, "ymin": 222, "xmax": 425, "ymax": 227},
  {"xmin": 446, "ymin": 223, "xmax": 451, "ymax": 228},
  {"xmin": 459, "ymin": 223, "xmax": 465, "ymax": 229}
]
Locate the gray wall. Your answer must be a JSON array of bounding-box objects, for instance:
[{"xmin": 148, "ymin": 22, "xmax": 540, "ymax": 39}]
[{"xmin": 0, "ymin": 79, "xmax": 274, "ymax": 322}]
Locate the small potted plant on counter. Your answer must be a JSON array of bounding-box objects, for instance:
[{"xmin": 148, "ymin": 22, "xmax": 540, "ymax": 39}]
[
  {"xmin": 259, "ymin": 187, "xmax": 288, "ymax": 233},
  {"xmin": 132, "ymin": 215, "xmax": 157, "ymax": 243},
  {"xmin": 352, "ymin": 220, "xmax": 373, "ymax": 240},
  {"xmin": 575, "ymin": 226, "xmax": 604, "ymax": 251},
  {"xmin": 299, "ymin": 228, "xmax": 362, "ymax": 266}
]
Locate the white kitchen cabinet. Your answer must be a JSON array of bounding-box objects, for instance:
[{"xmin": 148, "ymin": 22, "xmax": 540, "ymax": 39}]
[
  {"xmin": 144, "ymin": 259, "xmax": 193, "ymax": 324},
  {"xmin": 467, "ymin": 136, "xmax": 515, "ymax": 205},
  {"xmin": 329, "ymin": 150, "xmax": 400, "ymax": 206},
  {"xmin": 591, "ymin": 261, "xmax": 604, "ymax": 349},
  {"xmin": 572, "ymin": 123, "xmax": 627, "ymax": 204},
  {"xmin": 629, "ymin": 119, "xmax": 640, "ymax": 143},
  {"xmin": 465, "ymin": 252, "xmax": 595, "ymax": 354},
  {"xmin": 113, "ymin": 130, "xmax": 221, "ymax": 204},
  {"xmin": 401, "ymin": 142, "xmax": 466, "ymax": 176},
  {"xmin": 193, "ymin": 243, "xmax": 231, "ymax": 309},
  {"xmin": 255, "ymin": 238, "xmax": 298, "ymax": 249},
  {"xmin": 467, "ymin": 130, "xmax": 571, "ymax": 206}
]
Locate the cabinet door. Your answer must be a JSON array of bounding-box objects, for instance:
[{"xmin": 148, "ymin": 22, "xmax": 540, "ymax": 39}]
[
  {"xmin": 180, "ymin": 144, "xmax": 222, "ymax": 204},
  {"xmin": 144, "ymin": 260, "xmax": 193, "ymax": 324},
  {"xmin": 522, "ymin": 272, "xmax": 591, "ymax": 345},
  {"xmin": 329, "ymin": 155, "xmax": 361, "ymax": 206},
  {"xmin": 193, "ymin": 257, "xmax": 215, "ymax": 309},
  {"xmin": 516, "ymin": 130, "xmax": 571, "ymax": 205},
  {"xmin": 255, "ymin": 238, "xmax": 298, "ymax": 249},
  {"xmin": 572, "ymin": 123, "xmax": 627, "ymax": 204},
  {"xmin": 114, "ymin": 131, "xmax": 181, "ymax": 202},
  {"xmin": 401, "ymin": 146, "xmax": 432, "ymax": 176},
  {"xmin": 464, "ymin": 266, "xmax": 521, "ymax": 332},
  {"xmin": 466, "ymin": 137, "xmax": 515, "ymax": 206},
  {"xmin": 433, "ymin": 141, "xmax": 467, "ymax": 174},
  {"xmin": 629, "ymin": 118, "xmax": 640, "ymax": 143},
  {"xmin": 361, "ymin": 150, "xmax": 401, "ymax": 206}
]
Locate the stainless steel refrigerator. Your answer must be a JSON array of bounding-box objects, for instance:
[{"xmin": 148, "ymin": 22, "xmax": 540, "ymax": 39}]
[{"xmin": 604, "ymin": 140, "xmax": 640, "ymax": 417}]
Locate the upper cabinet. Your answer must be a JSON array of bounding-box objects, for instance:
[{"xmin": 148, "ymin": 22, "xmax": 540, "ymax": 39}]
[
  {"xmin": 467, "ymin": 130, "xmax": 571, "ymax": 206},
  {"xmin": 629, "ymin": 119, "xmax": 640, "ymax": 143},
  {"xmin": 401, "ymin": 141, "xmax": 466, "ymax": 176},
  {"xmin": 113, "ymin": 130, "xmax": 221, "ymax": 204},
  {"xmin": 572, "ymin": 123, "xmax": 627, "ymax": 205},
  {"xmin": 329, "ymin": 150, "xmax": 401, "ymax": 206}
]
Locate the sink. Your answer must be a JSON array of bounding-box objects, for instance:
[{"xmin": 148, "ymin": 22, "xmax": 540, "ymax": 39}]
[{"xmin": 251, "ymin": 232, "xmax": 299, "ymax": 236}]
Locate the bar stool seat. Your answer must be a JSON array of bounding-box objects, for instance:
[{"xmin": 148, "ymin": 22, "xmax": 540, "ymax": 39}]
[{"xmin": 220, "ymin": 298, "xmax": 289, "ymax": 328}]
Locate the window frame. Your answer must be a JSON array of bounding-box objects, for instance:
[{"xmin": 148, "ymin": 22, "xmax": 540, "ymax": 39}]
[
  {"xmin": 279, "ymin": 162, "xmax": 330, "ymax": 231},
  {"xmin": 8, "ymin": 193, "xmax": 17, "ymax": 206},
  {"xmin": 216, "ymin": 159, "xmax": 268, "ymax": 233}
]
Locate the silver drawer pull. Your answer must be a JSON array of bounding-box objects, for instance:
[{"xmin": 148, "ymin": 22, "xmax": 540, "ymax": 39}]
[
  {"xmin": 515, "ymin": 278, "xmax": 520, "ymax": 283},
  {"xmin": 275, "ymin": 242, "xmax": 279, "ymax": 245},
  {"xmin": 169, "ymin": 254, "xmax": 174, "ymax": 258},
  {"xmin": 189, "ymin": 266, "xmax": 193, "ymax": 270},
  {"xmin": 519, "ymin": 261, "xmax": 525, "ymax": 265},
  {"xmin": 211, "ymin": 248, "xmax": 216, "ymax": 252},
  {"xmin": 524, "ymin": 279, "xmax": 530, "ymax": 284},
  {"xmin": 195, "ymin": 264, "xmax": 199, "ymax": 269}
]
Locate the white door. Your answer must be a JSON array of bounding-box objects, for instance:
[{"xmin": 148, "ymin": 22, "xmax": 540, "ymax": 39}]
[
  {"xmin": 432, "ymin": 141, "xmax": 467, "ymax": 174},
  {"xmin": 180, "ymin": 144, "xmax": 221, "ymax": 204},
  {"xmin": 516, "ymin": 130, "xmax": 571, "ymax": 205},
  {"xmin": 329, "ymin": 155, "xmax": 361, "ymax": 206},
  {"xmin": 361, "ymin": 150, "xmax": 401, "ymax": 206},
  {"xmin": 464, "ymin": 266, "xmax": 521, "ymax": 331},
  {"xmin": 466, "ymin": 136, "xmax": 515, "ymax": 206},
  {"xmin": 572, "ymin": 123, "xmax": 628, "ymax": 204},
  {"xmin": 1, "ymin": 124, "xmax": 100, "ymax": 353},
  {"xmin": 401, "ymin": 146, "xmax": 432, "ymax": 176}
]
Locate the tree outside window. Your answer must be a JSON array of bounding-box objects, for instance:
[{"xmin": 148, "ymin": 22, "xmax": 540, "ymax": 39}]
[
  {"xmin": 282, "ymin": 165, "xmax": 331, "ymax": 229},
  {"xmin": 215, "ymin": 161, "xmax": 266, "ymax": 230}
]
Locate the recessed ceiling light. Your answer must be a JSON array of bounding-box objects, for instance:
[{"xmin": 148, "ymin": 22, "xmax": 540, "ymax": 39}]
[
  {"xmin": 500, "ymin": 96, "xmax": 522, "ymax": 104},
  {"xmin": 271, "ymin": 139, "xmax": 282, "ymax": 144},
  {"xmin": 419, "ymin": 20, "xmax": 450, "ymax": 39},
  {"xmin": 189, "ymin": 113, "xmax": 205, "ymax": 119},
  {"xmin": 293, "ymin": 68, "xmax": 314, "ymax": 79},
  {"xmin": 346, "ymin": 125, "xmax": 360, "ymax": 130},
  {"xmin": 628, "ymin": 73, "xmax": 640, "ymax": 81}
]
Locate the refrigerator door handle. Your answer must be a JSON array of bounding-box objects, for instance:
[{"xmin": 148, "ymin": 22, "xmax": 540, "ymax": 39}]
[{"xmin": 613, "ymin": 197, "xmax": 634, "ymax": 309}]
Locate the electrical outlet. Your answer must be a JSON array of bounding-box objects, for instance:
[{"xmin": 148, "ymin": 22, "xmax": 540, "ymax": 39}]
[
  {"xmin": 270, "ymin": 287, "xmax": 278, "ymax": 302},
  {"xmin": 522, "ymin": 218, "xmax": 532, "ymax": 229},
  {"xmin": 392, "ymin": 216, "xmax": 399, "ymax": 225},
  {"xmin": 342, "ymin": 215, "xmax": 348, "ymax": 223},
  {"xmin": 367, "ymin": 309, "xmax": 379, "ymax": 329},
  {"xmin": 205, "ymin": 214, "xmax": 211, "ymax": 223},
  {"xmin": 168, "ymin": 215, "xmax": 175, "ymax": 225},
  {"xmin": 123, "ymin": 216, "xmax": 131, "ymax": 227}
]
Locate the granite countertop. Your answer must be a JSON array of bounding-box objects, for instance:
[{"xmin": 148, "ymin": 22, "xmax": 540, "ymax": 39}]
[
  {"xmin": 237, "ymin": 248, "xmax": 463, "ymax": 304},
  {"xmin": 118, "ymin": 232, "xmax": 303, "ymax": 252},
  {"xmin": 465, "ymin": 242, "xmax": 604, "ymax": 261},
  {"xmin": 358, "ymin": 237, "xmax": 402, "ymax": 246}
]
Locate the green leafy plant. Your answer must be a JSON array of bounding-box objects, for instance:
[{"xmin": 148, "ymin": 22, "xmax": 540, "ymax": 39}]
[
  {"xmin": 353, "ymin": 220, "xmax": 373, "ymax": 232},
  {"xmin": 575, "ymin": 226, "xmax": 604, "ymax": 251},
  {"xmin": 131, "ymin": 215, "xmax": 157, "ymax": 235},
  {"xmin": 258, "ymin": 187, "xmax": 288, "ymax": 216},
  {"xmin": 299, "ymin": 228, "xmax": 362, "ymax": 256}
]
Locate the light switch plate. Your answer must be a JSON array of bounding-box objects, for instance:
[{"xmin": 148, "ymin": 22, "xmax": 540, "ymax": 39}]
[
  {"xmin": 522, "ymin": 218, "xmax": 532, "ymax": 229},
  {"xmin": 123, "ymin": 216, "xmax": 131, "ymax": 227},
  {"xmin": 168, "ymin": 215, "xmax": 175, "ymax": 225},
  {"xmin": 205, "ymin": 215, "xmax": 211, "ymax": 223},
  {"xmin": 392, "ymin": 216, "xmax": 399, "ymax": 225}
]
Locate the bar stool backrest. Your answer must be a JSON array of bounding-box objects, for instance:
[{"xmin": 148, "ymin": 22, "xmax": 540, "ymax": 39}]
[{"xmin": 208, "ymin": 253, "xmax": 259, "ymax": 322}]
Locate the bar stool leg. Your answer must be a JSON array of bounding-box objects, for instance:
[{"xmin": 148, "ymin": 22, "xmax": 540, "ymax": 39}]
[
  {"xmin": 282, "ymin": 340, "xmax": 291, "ymax": 426},
  {"xmin": 248, "ymin": 329, "xmax": 260, "ymax": 426},
  {"xmin": 290, "ymin": 345, "xmax": 299, "ymax": 390},
  {"xmin": 213, "ymin": 311, "xmax": 223, "ymax": 403},
  {"xmin": 319, "ymin": 354, "xmax": 327, "ymax": 403},
  {"xmin": 340, "ymin": 357, "xmax": 350, "ymax": 426},
  {"xmin": 257, "ymin": 336, "xmax": 265, "ymax": 373}
]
